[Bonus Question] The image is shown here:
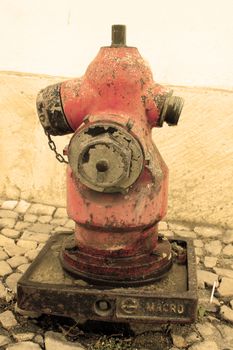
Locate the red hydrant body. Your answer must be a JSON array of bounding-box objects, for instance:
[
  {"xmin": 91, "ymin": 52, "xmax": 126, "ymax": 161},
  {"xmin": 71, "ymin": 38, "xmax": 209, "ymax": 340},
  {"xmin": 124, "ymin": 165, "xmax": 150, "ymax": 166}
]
[{"xmin": 37, "ymin": 25, "xmax": 183, "ymax": 285}]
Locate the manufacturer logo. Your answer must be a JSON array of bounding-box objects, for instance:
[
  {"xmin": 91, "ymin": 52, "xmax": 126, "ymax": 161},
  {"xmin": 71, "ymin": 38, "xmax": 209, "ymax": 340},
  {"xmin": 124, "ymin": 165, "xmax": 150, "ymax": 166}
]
[{"xmin": 120, "ymin": 298, "xmax": 139, "ymax": 314}]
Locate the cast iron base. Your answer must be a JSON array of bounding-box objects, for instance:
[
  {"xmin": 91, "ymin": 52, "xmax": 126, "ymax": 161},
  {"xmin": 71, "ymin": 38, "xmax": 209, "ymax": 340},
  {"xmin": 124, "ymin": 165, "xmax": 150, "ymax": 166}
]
[{"xmin": 17, "ymin": 232, "xmax": 198, "ymax": 323}]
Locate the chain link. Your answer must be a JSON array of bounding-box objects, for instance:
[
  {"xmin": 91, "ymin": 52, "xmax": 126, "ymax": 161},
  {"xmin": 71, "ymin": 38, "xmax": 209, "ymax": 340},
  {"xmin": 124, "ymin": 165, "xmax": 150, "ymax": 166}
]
[{"xmin": 45, "ymin": 131, "xmax": 68, "ymax": 164}]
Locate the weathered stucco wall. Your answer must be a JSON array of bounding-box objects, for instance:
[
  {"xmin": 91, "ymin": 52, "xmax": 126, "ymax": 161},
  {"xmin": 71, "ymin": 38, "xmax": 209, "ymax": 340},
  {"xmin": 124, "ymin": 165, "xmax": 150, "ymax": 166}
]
[
  {"xmin": 0, "ymin": 72, "xmax": 232, "ymax": 228},
  {"xmin": 1, "ymin": 0, "xmax": 233, "ymax": 89}
]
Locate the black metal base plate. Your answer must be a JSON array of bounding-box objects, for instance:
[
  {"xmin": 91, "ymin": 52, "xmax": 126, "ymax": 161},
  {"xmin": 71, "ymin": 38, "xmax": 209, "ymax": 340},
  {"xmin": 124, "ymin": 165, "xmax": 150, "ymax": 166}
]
[{"xmin": 17, "ymin": 232, "xmax": 198, "ymax": 323}]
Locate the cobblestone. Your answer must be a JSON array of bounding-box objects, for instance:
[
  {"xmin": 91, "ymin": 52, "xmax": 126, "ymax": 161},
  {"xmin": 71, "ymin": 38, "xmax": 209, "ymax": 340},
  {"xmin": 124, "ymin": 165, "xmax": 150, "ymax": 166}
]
[
  {"xmin": 34, "ymin": 335, "xmax": 44, "ymax": 347},
  {"xmin": 195, "ymin": 247, "xmax": 203, "ymax": 256},
  {"xmin": 15, "ymin": 199, "xmax": 31, "ymax": 213},
  {"xmin": 171, "ymin": 333, "xmax": 187, "ymax": 348},
  {"xmin": 25, "ymin": 249, "xmax": 39, "ymax": 261},
  {"xmin": 196, "ymin": 322, "xmax": 216, "ymax": 336},
  {"xmin": 215, "ymin": 323, "xmax": 233, "ymax": 347},
  {"xmin": 64, "ymin": 219, "xmax": 75, "ymax": 229},
  {"xmin": 213, "ymin": 267, "xmax": 233, "ymax": 279},
  {"xmin": 174, "ymin": 230, "xmax": 197, "ymax": 238},
  {"xmin": 27, "ymin": 223, "xmax": 54, "ymax": 234},
  {"xmin": 0, "ymin": 209, "xmax": 19, "ymax": 219},
  {"xmin": 158, "ymin": 221, "xmax": 168, "ymax": 230},
  {"xmin": 13, "ymin": 332, "xmax": 35, "ymax": 342},
  {"xmin": 45, "ymin": 331, "xmax": 85, "ymax": 350},
  {"xmin": 7, "ymin": 256, "xmax": 28, "ymax": 268},
  {"xmin": 0, "ymin": 282, "xmax": 8, "ymax": 299},
  {"xmin": 188, "ymin": 341, "xmax": 219, "ymax": 350},
  {"xmin": 169, "ymin": 223, "xmax": 191, "ymax": 231},
  {"xmin": 54, "ymin": 207, "xmax": 67, "ymax": 218},
  {"xmin": 6, "ymin": 342, "xmax": 42, "ymax": 350},
  {"xmin": 222, "ymin": 244, "xmax": 233, "ymax": 256},
  {"xmin": 204, "ymin": 256, "xmax": 217, "ymax": 268},
  {"xmin": 24, "ymin": 214, "xmax": 38, "ymax": 223},
  {"xmin": 0, "ymin": 248, "xmax": 9, "ymax": 260},
  {"xmin": 220, "ymin": 305, "xmax": 233, "ymax": 323},
  {"xmin": 197, "ymin": 269, "xmax": 218, "ymax": 288},
  {"xmin": 28, "ymin": 204, "xmax": 55, "ymax": 216},
  {"xmin": 38, "ymin": 215, "xmax": 52, "ymax": 224},
  {"xmin": 222, "ymin": 258, "xmax": 233, "ymax": 267},
  {"xmin": 50, "ymin": 218, "xmax": 67, "ymax": 226},
  {"xmin": 21, "ymin": 231, "xmax": 49, "ymax": 243},
  {"xmin": 198, "ymin": 290, "xmax": 220, "ymax": 312},
  {"xmin": 194, "ymin": 239, "xmax": 203, "ymax": 248},
  {"xmin": 5, "ymin": 272, "xmax": 22, "ymax": 293},
  {"xmin": 53, "ymin": 226, "xmax": 70, "ymax": 233},
  {"xmin": 4, "ymin": 243, "xmax": 27, "ymax": 257},
  {"xmin": 162, "ymin": 230, "xmax": 174, "ymax": 238},
  {"xmin": 0, "ymin": 234, "xmax": 15, "ymax": 246},
  {"xmin": 0, "ymin": 218, "xmax": 16, "ymax": 229},
  {"xmin": 17, "ymin": 239, "xmax": 38, "ymax": 250},
  {"xmin": 217, "ymin": 277, "xmax": 233, "ymax": 297},
  {"xmin": 0, "ymin": 334, "xmax": 11, "ymax": 346},
  {"xmin": 0, "ymin": 198, "xmax": 232, "ymax": 350},
  {"xmin": 0, "ymin": 310, "xmax": 18, "ymax": 330},
  {"xmin": 185, "ymin": 332, "xmax": 201, "ymax": 345},
  {"xmin": 0, "ymin": 260, "xmax": 12, "ymax": 276},
  {"xmin": 223, "ymin": 229, "xmax": 233, "ymax": 244},
  {"xmin": 194, "ymin": 226, "xmax": 222, "ymax": 238},
  {"xmin": 15, "ymin": 221, "xmax": 31, "ymax": 230},
  {"xmin": 205, "ymin": 240, "xmax": 222, "ymax": 256},
  {"xmin": 1, "ymin": 228, "xmax": 21, "ymax": 239},
  {"xmin": 1, "ymin": 200, "xmax": 18, "ymax": 210},
  {"xmin": 18, "ymin": 263, "xmax": 30, "ymax": 273}
]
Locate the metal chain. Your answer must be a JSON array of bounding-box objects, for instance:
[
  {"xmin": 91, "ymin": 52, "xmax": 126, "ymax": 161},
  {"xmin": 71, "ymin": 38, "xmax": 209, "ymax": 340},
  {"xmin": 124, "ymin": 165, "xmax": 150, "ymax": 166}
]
[{"xmin": 45, "ymin": 131, "xmax": 68, "ymax": 164}]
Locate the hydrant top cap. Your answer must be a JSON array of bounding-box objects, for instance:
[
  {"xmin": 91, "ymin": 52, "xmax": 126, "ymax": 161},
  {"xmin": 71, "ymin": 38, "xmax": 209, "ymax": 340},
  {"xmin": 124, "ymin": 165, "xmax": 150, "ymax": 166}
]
[{"xmin": 111, "ymin": 24, "xmax": 126, "ymax": 47}]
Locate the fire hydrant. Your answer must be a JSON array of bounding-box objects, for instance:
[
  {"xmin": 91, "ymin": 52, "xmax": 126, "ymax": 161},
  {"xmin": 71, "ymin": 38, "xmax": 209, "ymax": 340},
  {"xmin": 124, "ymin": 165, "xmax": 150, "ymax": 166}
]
[
  {"xmin": 17, "ymin": 25, "xmax": 198, "ymax": 324},
  {"xmin": 36, "ymin": 25, "xmax": 183, "ymax": 285}
]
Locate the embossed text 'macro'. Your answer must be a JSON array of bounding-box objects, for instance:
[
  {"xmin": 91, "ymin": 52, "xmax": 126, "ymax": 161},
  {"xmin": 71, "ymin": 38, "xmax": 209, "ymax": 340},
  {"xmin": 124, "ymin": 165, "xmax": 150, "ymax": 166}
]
[{"xmin": 146, "ymin": 301, "xmax": 185, "ymax": 314}]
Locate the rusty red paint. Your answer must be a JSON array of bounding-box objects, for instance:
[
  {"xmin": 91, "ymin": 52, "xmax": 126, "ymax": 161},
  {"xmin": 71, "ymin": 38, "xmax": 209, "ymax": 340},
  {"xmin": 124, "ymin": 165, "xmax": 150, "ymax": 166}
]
[
  {"xmin": 60, "ymin": 47, "xmax": 170, "ymax": 130},
  {"xmin": 58, "ymin": 43, "xmax": 173, "ymax": 283}
]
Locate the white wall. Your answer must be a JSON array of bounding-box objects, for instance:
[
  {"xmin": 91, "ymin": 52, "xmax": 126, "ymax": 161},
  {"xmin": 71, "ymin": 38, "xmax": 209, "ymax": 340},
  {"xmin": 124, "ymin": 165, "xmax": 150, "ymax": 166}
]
[{"xmin": 0, "ymin": 0, "xmax": 233, "ymax": 88}]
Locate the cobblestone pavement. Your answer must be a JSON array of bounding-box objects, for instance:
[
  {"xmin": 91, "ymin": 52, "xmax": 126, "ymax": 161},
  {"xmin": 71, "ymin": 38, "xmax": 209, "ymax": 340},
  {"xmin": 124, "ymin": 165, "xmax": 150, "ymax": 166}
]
[{"xmin": 0, "ymin": 199, "xmax": 233, "ymax": 350}]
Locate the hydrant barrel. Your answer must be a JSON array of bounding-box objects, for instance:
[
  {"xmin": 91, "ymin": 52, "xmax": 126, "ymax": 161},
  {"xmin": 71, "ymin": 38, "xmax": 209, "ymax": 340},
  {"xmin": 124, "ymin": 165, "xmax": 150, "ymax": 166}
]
[{"xmin": 36, "ymin": 25, "xmax": 184, "ymax": 286}]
